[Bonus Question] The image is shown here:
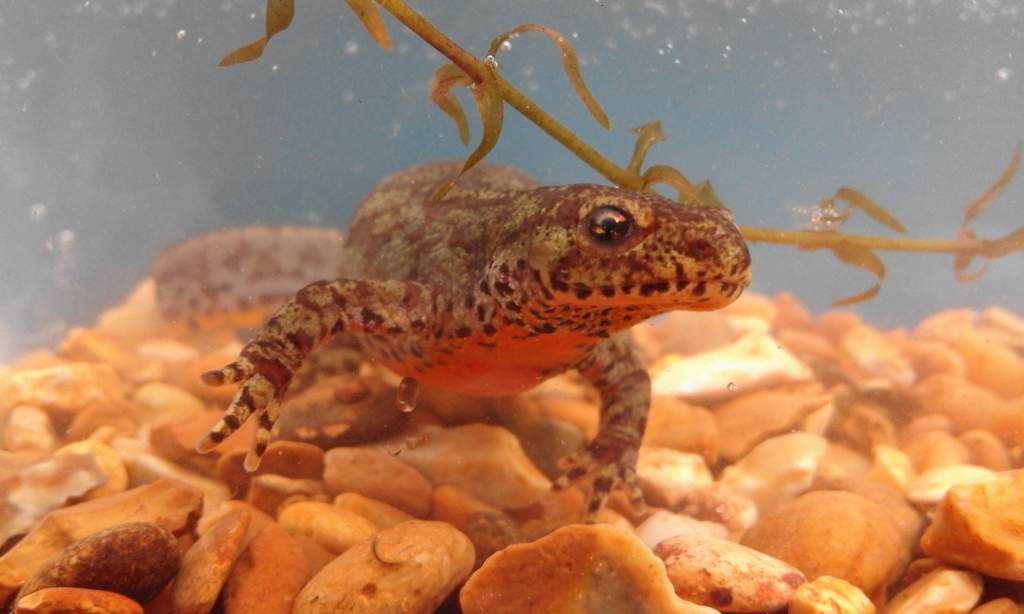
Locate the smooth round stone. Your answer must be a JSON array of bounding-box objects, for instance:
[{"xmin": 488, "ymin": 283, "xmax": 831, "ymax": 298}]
[
  {"xmin": 654, "ymin": 534, "xmax": 805, "ymax": 612},
  {"xmin": 18, "ymin": 522, "xmax": 179, "ymax": 604},
  {"xmin": 293, "ymin": 520, "xmax": 473, "ymax": 614},
  {"xmin": 14, "ymin": 587, "xmax": 143, "ymax": 614}
]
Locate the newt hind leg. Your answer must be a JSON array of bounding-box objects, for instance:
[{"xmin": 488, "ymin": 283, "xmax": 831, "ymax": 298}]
[
  {"xmin": 198, "ymin": 278, "xmax": 433, "ymax": 470},
  {"xmin": 554, "ymin": 333, "xmax": 650, "ymax": 519}
]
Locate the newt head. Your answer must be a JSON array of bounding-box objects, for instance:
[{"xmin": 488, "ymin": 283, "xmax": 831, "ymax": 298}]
[{"xmin": 523, "ymin": 184, "xmax": 751, "ymax": 316}]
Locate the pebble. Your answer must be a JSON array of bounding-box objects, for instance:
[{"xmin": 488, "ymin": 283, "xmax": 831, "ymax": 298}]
[
  {"xmin": 64, "ymin": 400, "xmax": 138, "ymax": 442},
  {"xmin": 882, "ymin": 567, "xmax": 983, "ymax": 614},
  {"xmin": 216, "ymin": 440, "xmax": 324, "ymax": 495},
  {"xmin": 902, "ymin": 430, "xmax": 971, "ymax": 472},
  {"xmin": 642, "ymin": 397, "xmax": 719, "ymax": 464},
  {"xmin": 460, "ymin": 523, "xmax": 716, "ymax": 614},
  {"xmin": 171, "ymin": 508, "xmax": 251, "ymax": 614},
  {"xmin": 18, "ymin": 522, "xmax": 179, "ymax": 603},
  {"xmin": 14, "ymin": 587, "xmax": 144, "ymax": 614},
  {"xmin": 3, "ymin": 406, "xmax": 58, "ymax": 454},
  {"xmin": 969, "ymin": 599, "xmax": 1022, "ymax": 614},
  {"xmin": 840, "ymin": 324, "xmax": 916, "ymax": 386},
  {"xmin": 867, "ymin": 444, "xmax": 915, "ymax": 492},
  {"xmin": 108, "ymin": 438, "xmax": 230, "ymax": 515},
  {"xmin": 713, "ymin": 385, "xmax": 832, "ymax": 462},
  {"xmin": 958, "ymin": 429, "xmax": 1012, "ymax": 471},
  {"xmin": 494, "ymin": 410, "xmax": 585, "ymax": 479},
  {"xmin": 221, "ymin": 521, "xmax": 311, "ymax": 614},
  {"xmin": 1, "ymin": 454, "xmax": 108, "ymax": 545},
  {"xmin": 789, "ymin": 575, "xmax": 875, "ymax": 614},
  {"xmin": 322, "ymin": 447, "xmax": 433, "ymax": 517},
  {"xmin": 741, "ymin": 490, "xmax": 908, "ymax": 599},
  {"xmin": 674, "ymin": 483, "xmax": 759, "ymax": 540},
  {"xmin": 2, "ymin": 364, "xmax": 123, "ymax": 422},
  {"xmin": 245, "ymin": 474, "xmax": 329, "ymax": 516},
  {"xmin": 954, "ymin": 331, "xmax": 1024, "ymax": 399},
  {"xmin": 130, "ymin": 382, "xmax": 206, "ymax": 423},
  {"xmin": 277, "ymin": 501, "xmax": 377, "ymax": 555},
  {"xmin": 53, "ymin": 440, "xmax": 128, "ymax": 500},
  {"xmin": 636, "ymin": 447, "xmax": 712, "ymax": 508},
  {"xmin": 906, "ymin": 464, "xmax": 996, "ymax": 507},
  {"xmin": 650, "ymin": 331, "xmax": 813, "ymax": 402},
  {"xmin": 275, "ymin": 375, "xmax": 411, "ymax": 448},
  {"xmin": 373, "ymin": 424, "xmax": 550, "ymax": 509},
  {"xmin": 654, "ymin": 533, "xmax": 805, "ymax": 612},
  {"xmin": 148, "ymin": 410, "xmax": 252, "ymax": 472},
  {"xmin": 333, "ymin": 493, "xmax": 414, "ymax": 530},
  {"xmin": 833, "ymin": 400, "xmax": 896, "ymax": 453},
  {"xmin": 920, "ymin": 468, "xmax": 1024, "ymax": 580},
  {"xmin": 719, "ymin": 432, "xmax": 828, "ymax": 514},
  {"xmin": 635, "ymin": 510, "xmax": 728, "ymax": 549},
  {"xmin": 293, "ymin": 520, "xmax": 473, "ymax": 614},
  {"xmin": 0, "ymin": 478, "xmax": 201, "ymax": 604}
]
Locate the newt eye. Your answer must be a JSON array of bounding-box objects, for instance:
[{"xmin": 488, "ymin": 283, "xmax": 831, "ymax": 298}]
[{"xmin": 586, "ymin": 206, "xmax": 633, "ymax": 245}]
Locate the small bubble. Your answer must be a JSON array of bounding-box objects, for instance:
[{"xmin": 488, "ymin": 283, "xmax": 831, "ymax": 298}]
[
  {"xmin": 46, "ymin": 229, "xmax": 75, "ymax": 253},
  {"xmin": 726, "ymin": 382, "xmax": 737, "ymax": 392},
  {"xmin": 396, "ymin": 377, "xmax": 419, "ymax": 413},
  {"xmin": 499, "ymin": 40, "xmax": 512, "ymax": 52},
  {"xmin": 29, "ymin": 203, "xmax": 47, "ymax": 221},
  {"xmin": 176, "ymin": 29, "xmax": 186, "ymax": 40},
  {"xmin": 996, "ymin": 67, "xmax": 1012, "ymax": 82},
  {"xmin": 271, "ymin": 64, "xmax": 278, "ymax": 71},
  {"xmin": 483, "ymin": 55, "xmax": 498, "ymax": 68},
  {"xmin": 344, "ymin": 40, "xmax": 359, "ymax": 55},
  {"xmin": 571, "ymin": 32, "xmax": 579, "ymax": 39},
  {"xmin": 341, "ymin": 90, "xmax": 355, "ymax": 103}
]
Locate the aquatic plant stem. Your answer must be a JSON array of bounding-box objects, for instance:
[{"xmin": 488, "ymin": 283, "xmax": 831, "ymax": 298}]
[
  {"xmin": 374, "ymin": 0, "xmax": 1014, "ymax": 261},
  {"xmin": 374, "ymin": 0, "xmax": 643, "ymax": 191},
  {"xmin": 739, "ymin": 228, "xmax": 986, "ymax": 254}
]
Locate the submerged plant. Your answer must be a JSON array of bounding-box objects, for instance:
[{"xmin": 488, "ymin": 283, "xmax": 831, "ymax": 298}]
[{"xmin": 219, "ymin": 0, "xmax": 1022, "ymax": 306}]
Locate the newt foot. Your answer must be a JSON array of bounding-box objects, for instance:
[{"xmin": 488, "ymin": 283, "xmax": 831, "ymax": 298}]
[
  {"xmin": 196, "ymin": 352, "xmax": 293, "ymax": 471},
  {"xmin": 553, "ymin": 441, "xmax": 645, "ymax": 520}
]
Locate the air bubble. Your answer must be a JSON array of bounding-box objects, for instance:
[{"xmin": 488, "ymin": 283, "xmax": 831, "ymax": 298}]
[
  {"xmin": 996, "ymin": 67, "xmax": 1012, "ymax": 82},
  {"xmin": 483, "ymin": 55, "xmax": 499, "ymax": 68},
  {"xmin": 499, "ymin": 40, "xmax": 512, "ymax": 52},
  {"xmin": 396, "ymin": 377, "xmax": 419, "ymax": 413},
  {"xmin": 726, "ymin": 382, "xmax": 737, "ymax": 392},
  {"xmin": 176, "ymin": 29, "xmax": 186, "ymax": 40},
  {"xmin": 29, "ymin": 203, "xmax": 47, "ymax": 221},
  {"xmin": 344, "ymin": 40, "xmax": 359, "ymax": 55}
]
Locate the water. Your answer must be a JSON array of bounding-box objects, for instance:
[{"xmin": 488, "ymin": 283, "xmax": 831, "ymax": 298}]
[{"xmin": 0, "ymin": 2, "xmax": 1021, "ymax": 356}]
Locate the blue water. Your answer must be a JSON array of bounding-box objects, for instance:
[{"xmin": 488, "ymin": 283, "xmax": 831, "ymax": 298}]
[{"xmin": 0, "ymin": 0, "xmax": 1021, "ymax": 358}]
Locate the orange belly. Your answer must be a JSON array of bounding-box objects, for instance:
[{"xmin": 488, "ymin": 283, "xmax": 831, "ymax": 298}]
[{"xmin": 381, "ymin": 328, "xmax": 595, "ymax": 397}]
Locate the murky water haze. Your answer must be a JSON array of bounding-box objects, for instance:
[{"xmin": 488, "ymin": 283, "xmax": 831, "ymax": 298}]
[{"xmin": 0, "ymin": 0, "xmax": 1021, "ymax": 359}]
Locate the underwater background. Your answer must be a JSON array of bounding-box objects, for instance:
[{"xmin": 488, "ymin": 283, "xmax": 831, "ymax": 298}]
[{"xmin": 0, "ymin": 0, "xmax": 1021, "ymax": 359}]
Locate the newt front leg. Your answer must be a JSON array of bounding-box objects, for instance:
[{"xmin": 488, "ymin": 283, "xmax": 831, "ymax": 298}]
[
  {"xmin": 554, "ymin": 333, "xmax": 650, "ymax": 518},
  {"xmin": 197, "ymin": 278, "xmax": 434, "ymax": 470}
]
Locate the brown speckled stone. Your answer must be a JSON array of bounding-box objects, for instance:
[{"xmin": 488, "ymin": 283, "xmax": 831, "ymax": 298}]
[{"xmin": 18, "ymin": 523, "xmax": 179, "ymax": 604}]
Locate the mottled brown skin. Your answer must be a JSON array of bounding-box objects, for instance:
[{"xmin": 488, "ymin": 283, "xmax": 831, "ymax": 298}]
[{"xmin": 154, "ymin": 160, "xmax": 751, "ymax": 515}]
